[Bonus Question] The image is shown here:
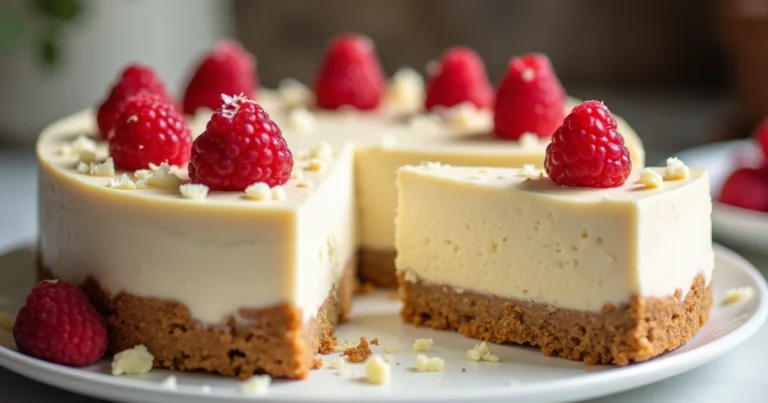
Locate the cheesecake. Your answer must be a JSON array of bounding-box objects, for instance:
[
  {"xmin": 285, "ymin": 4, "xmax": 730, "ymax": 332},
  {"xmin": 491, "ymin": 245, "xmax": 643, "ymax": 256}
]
[
  {"xmin": 394, "ymin": 132, "xmax": 713, "ymax": 364},
  {"xmin": 35, "ymin": 37, "xmax": 649, "ymax": 378}
]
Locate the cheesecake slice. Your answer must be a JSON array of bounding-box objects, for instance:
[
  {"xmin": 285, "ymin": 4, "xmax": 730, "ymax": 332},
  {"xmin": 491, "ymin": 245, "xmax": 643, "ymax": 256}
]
[{"xmin": 395, "ymin": 163, "xmax": 713, "ymax": 365}]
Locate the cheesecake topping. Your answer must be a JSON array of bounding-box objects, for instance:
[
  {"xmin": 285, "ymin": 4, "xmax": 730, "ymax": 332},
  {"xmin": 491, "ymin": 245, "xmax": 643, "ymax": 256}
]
[
  {"xmin": 663, "ymin": 157, "xmax": 690, "ymax": 181},
  {"xmin": 189, "ymin": 94, "xmax": 294, "ymax": 190},
  {"xmin": 494, "ymin": 53, "xmax": 565, "ymax": 140},
  {"xmin": 387, "ymin": 67, "xmax": 425, "ymax": 111},
  {"xmin": 545, "ymin": 100, "xmax": 631, "ymax": 188},
  {"xmin": 314, "ymin": 33, "xmax": 386, "ymax": 111},
  {"xmin": 425, "ymin": 47, "xmax": 493, "ymax": 111}
]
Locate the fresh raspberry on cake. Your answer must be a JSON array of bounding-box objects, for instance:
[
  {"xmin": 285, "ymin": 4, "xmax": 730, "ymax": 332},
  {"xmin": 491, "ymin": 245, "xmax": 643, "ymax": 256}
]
[
  {"xmin": 96, "ymin": 64, "xmax": 175, "ymax": 138},
  {"xmin": 720, "ymin": 168, "xmax": 768, "ymax": 212},
  {"xmin": 183, "ymin": 40, "xmax": 257, "ymax": 114},
  {"xmin": 494, "ymin": 53, "xmax": 565, "ymax": 140},
  {"xmin": 545, "ymin": 100, "xmax": 632, "ymax": 188},
  {"xmin": 314, "ymin": 33, "xmax": 386, "ymax": 111},
  {"xmin": 425, "ymin": 47, "xmax": 493, "ymax": 111},
  {"xmin": 13, "ymin": 280, "xmax": 107, "ymax": 367},
  {"xmin": 189, "ymin": 94, "xmax": 293, "ymax": 190},
  {"xmin": 109, "ymin": 92, "xmax": 192, "ymax": 171}
]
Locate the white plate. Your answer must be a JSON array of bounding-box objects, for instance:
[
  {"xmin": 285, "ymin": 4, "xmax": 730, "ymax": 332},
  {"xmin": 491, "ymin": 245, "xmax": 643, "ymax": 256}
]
[
  {"xmin": 676, "ymin": 139, "xmax": 768, "ymax": 250},
  {"xmin": 0, "ymin": 245, "xmax": 766, "ymax": 403}
]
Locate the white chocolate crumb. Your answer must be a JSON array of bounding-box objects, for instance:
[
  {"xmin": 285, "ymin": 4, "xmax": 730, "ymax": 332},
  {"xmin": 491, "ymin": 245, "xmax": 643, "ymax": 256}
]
[
  {"xmin": 244, "ymin": 182, "xmax": 272, "ymax": 201},
  {"xmin": 290, "ymin": 167, "xmax": 303, "ymax": 180},
  {"xmin": 387, "ymin": 67, "xmax": 425, "ymax": 111},
  {"xmin": 337, "ymin": 366, "xmax": 353, "ymax": 378},
  {"xmin": 638, "ymin": 168, "xmax": 663, "ymax": 189},
  {"xmin": 413, "ymin": 338, "xmax": 434, "ymax": 352},
  {"xmin": 663, "ymin": 157, "xmax": 690, "ymax": 180},
  {"xmin": 271, "ymin": 185, "xmax": 286, "ymax": 201},
  {"xmin": 306, "ymin": 158, "xmax": 326, "ymax": 172},
  {"xmin": 111, "ymin": 345, "xmax": 154, "ymax": 376},
  {"xmin": 384, "ymin": 343, "xmax": 399, "ymax": 354},
  {"xmin": 160, "ymin": 375, "xmax": 177, "ymax": 390},
  {"xmin": 365, "ymin": 355, "xmax": 391, "ymax": 385},
  {"xmin": 420, "ymin": 161, "xmax": 443, "ymax": 171},
  {"xmin": 724, "ymin": 287, "xmax": 755, "ymax": 305},
  {"xmin": 278, "ymin": 78, "xmax": 312, "ymax": 109},
  {"xmin": 415, "ymin": 354, "xmax": 444, "ymax": 372},
  {"xmin": 518, "ymin": 132, "xmax": 540, "ymax": 148},
  {"xmin": 383, "ymin": 354, "xmax": 396, "ymax": 363},
  {"xmin": 483, "ymin": 353, "xmax": 500, "ymax": 362},
  {"xmin": 467, "ymin": 341, "xmax": 491, "ymax": 361},
  {"xmin": 201, "ymin": 385, "xmax": 212, "ymax": 394},
  {"xmin": 380, "ymin": 134, "xmax": 396, "ymax": 148},
  {"xmin": 521, "ymin": 67, "xmax": 536, "ymax": 83},
  {"xmin": 287, "ymin": 107, "xmax": 316, "ymax": 133},
  {"xmin": 148, "ymin": 162, "xmax": 160, "ymax": 171},
  {"xmin": 442, "ymin": 102, "xmax": 491, "ymax": 131},
  {"xmin": 332, "ymin": 344, "xmax": 345, "ymax": 353},
  {"xmin": 76, "ymin": 161, "xmax": 90, "ymax": 174},
  {"xmin": 79, "ymin": 149, "xmax": 97, "ymax": 164},
  {"xmin": 135, "ymin": 179, "xmax": 148, "ymax": 189},
  {"xmin": 134, "ymin": 169, "xmax": 153, "ymax": 180},
  {"xmin": 241, "ymin": 375, "xmax": 271, "ymax": 396},
  {"xmin": 146, "ymin": 163, "xmax": 180, "ymax": 189},
  {"xmin": 330, "ymin": 357, "xmax": 346, "ymax": 369},
  {"xmin": 58, "ymin": 134, "xmax": 97, "ymax": 157},
  {"xmin": 310, "ymin": 142, "xmax": 333, "ymax": 160},
  {"xmin": 297, "ymin": 179, "xmax": 314, "ymax": 188},
  {"xmin": 478, "ymin": 167, "xmax": 491, "ymax": 174},
  {"xmin": 179, "ymin": 184, "xmax": 209, "ymax": 200},
  {"xmin": 519, "ymin": 164, "xmax": 537, "ymax": 178},
  {"xmin": 90, "ymin": 158, "xmax": 116, "ymax": 177},
  {"xmin": 108, "ymin": 174, "xmax": 137, "ymax": 190}
]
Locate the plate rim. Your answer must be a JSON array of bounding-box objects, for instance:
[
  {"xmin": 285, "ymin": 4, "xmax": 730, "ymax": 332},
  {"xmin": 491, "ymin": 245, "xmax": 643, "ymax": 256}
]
[{"xmin": 0, "ymin": 244, "xmax": 766, "ymax": 403}]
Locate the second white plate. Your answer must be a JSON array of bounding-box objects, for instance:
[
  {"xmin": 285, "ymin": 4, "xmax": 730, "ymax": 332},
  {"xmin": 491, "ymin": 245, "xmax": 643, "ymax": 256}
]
[{"xmin": 0, "ymin": 244, "xmax": 766, "ymax": 403}]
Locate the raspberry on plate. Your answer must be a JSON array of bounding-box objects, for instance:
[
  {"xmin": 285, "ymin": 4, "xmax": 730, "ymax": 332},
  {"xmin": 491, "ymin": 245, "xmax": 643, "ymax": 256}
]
[
  {"xmin": 109, "ymin": 92, "xmax": 192, "ymax": 171},
  {"xmin": 719, "ymin": 168, "xmax": 768, "ymax": 212},
  {"xmin": 754, "ymin": 117, "xmax": 768, "ymax": 160},
  {"xmin": 96, "ymin": 64, "xmax": 175, "ymax": 139},
  {"xmin": 183, "ymin": 40, "xmax": 257, "ymax": 115},
  {"xmin": 424, "ymin": 46, "xmax": 493, "ymax": 111},
  {"xmin": 13, "ymin": 280, "xmax": 107, "ymax": 367},
  {"xmin": 188, "ymin": 94, "xmax": 293, "ymax": 191},
  {"xmin": 545, "ymin": 100, "xmax": 632, "ymax": 188},
  {"xmin": 314, "ymin": 33, "xmax": 386, "ymax": 111},
  {"xmin": 494, "ymin": 53, "xmax": 565, "ymax": 140}
]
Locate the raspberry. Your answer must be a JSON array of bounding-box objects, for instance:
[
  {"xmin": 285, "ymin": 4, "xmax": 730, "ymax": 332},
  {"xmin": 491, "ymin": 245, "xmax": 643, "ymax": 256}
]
[
  {"xmin": 183, "ymin": 40, "xmax": 257, "ymax": 115},
  {"xmin": 96, "ymin": 64, "xmax": 175, "ymax": 139},
  {"xmin": 494, "ymin": 53, "xmax": 565, "ymax": 140},
  {"xmin": 720, "ymin": 168, "xmax": 768, "ymax": 212},
  {"xmin": 13, "ymin": 280, "xmax": 107, "ymax": 367},
  {"xmin": 425, "ymin": 47, "xmax": 493, "ymax": 111},
  {"xmin": 314, "ymin": 33, "xmax": 386, "ymax": 111},
  {"xmin": 188, "ymin": 94, "xmax": 293, "ymax": 190},
  {"xmin": 109, "ymin": 92, "xmax": 192, "ymax": 171},
  {"xmin": 544, "ymin": 100, "xmax": 632, "ymax": 188}
]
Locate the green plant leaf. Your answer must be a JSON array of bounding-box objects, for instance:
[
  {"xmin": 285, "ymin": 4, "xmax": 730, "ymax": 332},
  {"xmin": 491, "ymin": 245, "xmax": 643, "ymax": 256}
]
[
  {"xmin": 0, "ymin": 13, "xmax": 28, "ymax": 50},
  {"xmin": 33, "ymin": 0, "xmax": 81, "ymax": 21}
]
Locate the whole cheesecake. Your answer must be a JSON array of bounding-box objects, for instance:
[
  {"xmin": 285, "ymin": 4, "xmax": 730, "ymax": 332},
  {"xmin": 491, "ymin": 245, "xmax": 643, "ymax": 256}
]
[{"xmin": 36, "ymin": 38, "xmax": 649, "ymax": 378}]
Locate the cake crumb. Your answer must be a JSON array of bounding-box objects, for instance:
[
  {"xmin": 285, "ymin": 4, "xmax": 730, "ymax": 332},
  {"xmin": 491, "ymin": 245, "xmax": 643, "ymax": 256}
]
[
  {"xmin": 638, "ymin": 167, "xmax": 663, "ymax": 189},
  {"xmin": 412, "ymin": 338, "xmax": 434, "ymax": 352},
  {"xmin": 365, "ymin": 355, "xmax": 391, "ymax": 385},
  {"xmin": 370, "ymin": 338, "xmax": 379, "ymax": 346},
  {"xmin": 241, "ymin": 375, "xmax": 271, "ymax": 396},
  {"xmin": 415, "ymin": 354, "xmax": 444, "ymax": 372},
  {"xmin": 723, "ymin": 287, "xmax": 754, "ymax": 305},
  {"xmin": 663, "ymin": 157, "xmax": 690, "ymax": 180},
  {"xmin": 384, "ymin": 343, "xmax": 399, "ymax": 354},
  {"xmin": 342, "ymin": 337, "xmax": 372, "ymax": 363},
  {"xmin": 356, "ymin": 281, "xmax": 376, "ymax": 295},
  {"xmin": 160, "ymin": 375, "xmax": 177, "ymax": 390},
  {"xmin": 179, "ymin": 183, "xmax": 209, "ymax": 200},
  {"xmin": 318, "ymin": 335, "xmax": 337, "ymax": 355},
  {"xmin": 0, "ymin": 313, "xmax": 15, "ymax": 331},
  {"xmin": 312, "ymin": 358, "xmax": 324, "ymax": 369},
  {"xmin": 244, "ymin": 182, "xmax": 272, "ymax": 201},
  {"xmin": 461, "ymin": 368, "xmax": 466, "ymax": 372},
  {"xmin": 111, "ymin": 344, "xmax": 154, "ymax": 376}
]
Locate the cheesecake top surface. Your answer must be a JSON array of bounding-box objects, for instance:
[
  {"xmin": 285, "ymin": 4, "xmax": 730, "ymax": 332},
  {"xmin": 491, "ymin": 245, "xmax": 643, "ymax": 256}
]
[{"xmin": 398, "ymin": 163, "xmax": 708, "ymax": 203}]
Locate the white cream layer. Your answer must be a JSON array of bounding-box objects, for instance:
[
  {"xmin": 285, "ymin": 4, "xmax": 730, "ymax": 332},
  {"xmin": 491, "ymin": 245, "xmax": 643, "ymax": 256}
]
[{"xmin": 395, "ymin": 164, "xmax": 714, "ymax": 311}]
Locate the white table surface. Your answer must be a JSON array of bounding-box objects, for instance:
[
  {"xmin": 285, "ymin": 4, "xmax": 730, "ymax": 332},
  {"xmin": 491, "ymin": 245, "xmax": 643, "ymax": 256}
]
[{"xmin": 1, "ymin": 148, "xmax": 767, "ymax": 403}]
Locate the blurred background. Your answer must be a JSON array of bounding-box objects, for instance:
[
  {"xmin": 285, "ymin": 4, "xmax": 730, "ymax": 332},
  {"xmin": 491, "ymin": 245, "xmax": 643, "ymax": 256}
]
[{"xmin": 0, "ymin": 0, "xmax": 766, "ymax": 163}]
